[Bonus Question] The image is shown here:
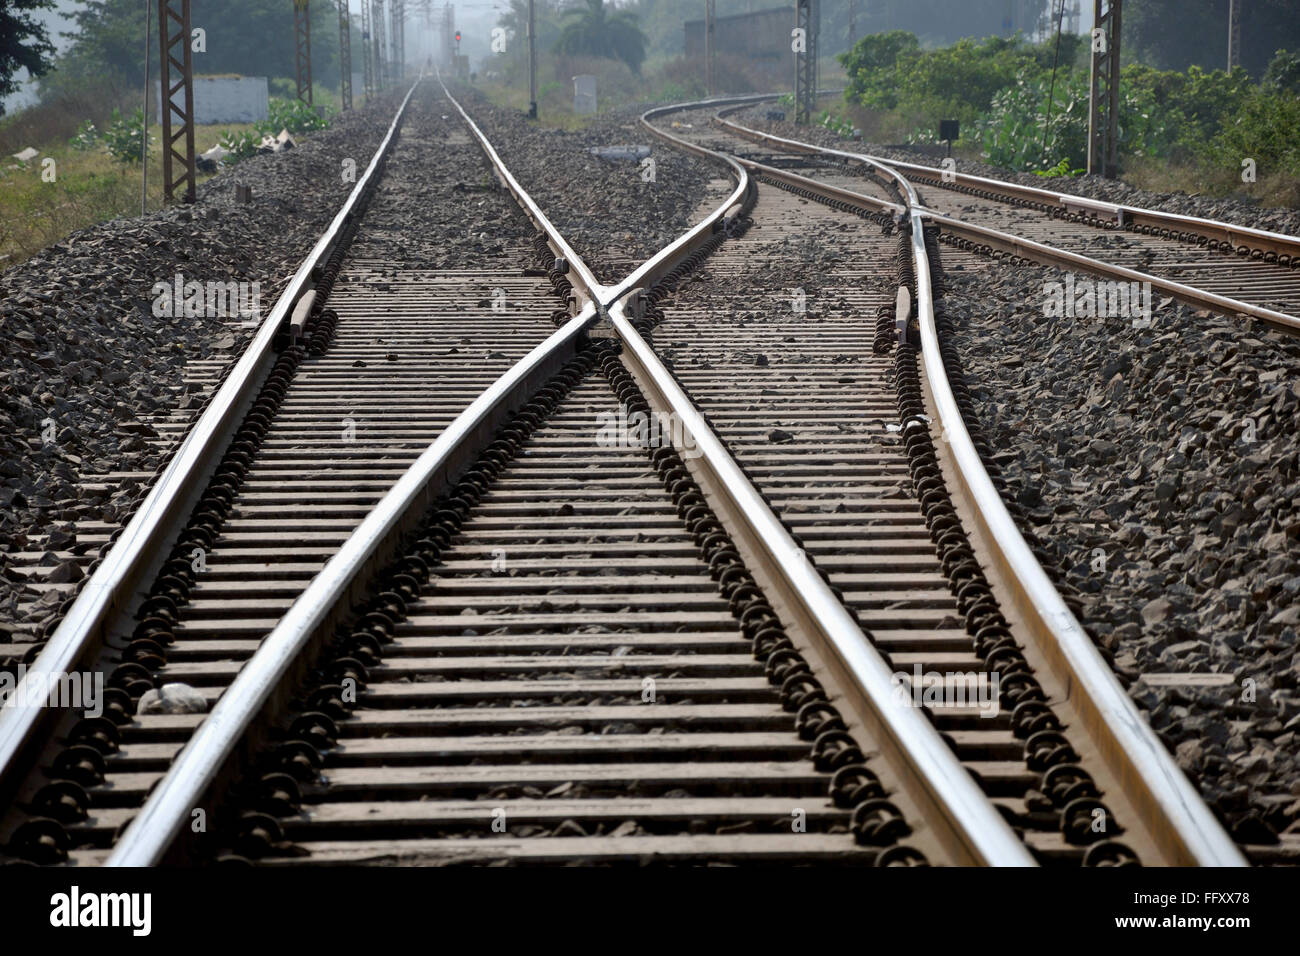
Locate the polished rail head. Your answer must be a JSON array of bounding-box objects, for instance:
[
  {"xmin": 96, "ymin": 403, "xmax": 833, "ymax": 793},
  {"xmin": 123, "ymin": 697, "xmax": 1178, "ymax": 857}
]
[
  {"xmin": 925, "ymin": 211, "xmax": 1300, "ymax": 333},
  {"xmin": 709, "ymin": 97, "xmax": 1300, "ymax": 256},
  {"xmin": 870, "ymin": 153, "xmax": 1300, "ymax": 256},
  {"xmin": 435, "ymin": 71, "xmax": 607, "ymax": 306},
  {"xmin": 0, "ymin": 76, "xmax": 426, "ymax": 803}
]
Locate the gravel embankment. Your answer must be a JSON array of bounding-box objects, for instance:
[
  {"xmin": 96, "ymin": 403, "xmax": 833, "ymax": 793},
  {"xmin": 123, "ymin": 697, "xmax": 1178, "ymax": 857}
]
[
  {"xmin": 943, "ymin": 263, "xmax": 1300, "ymax": 843},
  {"xmin": 734, "ymin": 104, "xmax": 1300, "ymax": 237},
  {"xmin": 0, "ymin": 89, "xmax": 407, "ymax": 635},
  {"xmin": 458, "ymin": 89, "xmax": 728, "ymax": 283}
]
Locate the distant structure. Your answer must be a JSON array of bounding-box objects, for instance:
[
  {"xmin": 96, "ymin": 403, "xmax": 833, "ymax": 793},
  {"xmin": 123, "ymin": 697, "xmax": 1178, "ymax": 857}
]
[{"xmin": 685, "ymin": 6, "xmax": 794, "ymax": 88}]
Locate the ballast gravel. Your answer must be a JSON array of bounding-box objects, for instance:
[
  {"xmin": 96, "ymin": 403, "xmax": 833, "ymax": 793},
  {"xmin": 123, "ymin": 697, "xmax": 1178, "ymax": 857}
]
[
  {"xmin": 942, "ymin": 262, "xmax": 1300, "ymax": 848},
  {"xmin": 457, "ymin": 88, "xmax": 727, "ymax": 284}
]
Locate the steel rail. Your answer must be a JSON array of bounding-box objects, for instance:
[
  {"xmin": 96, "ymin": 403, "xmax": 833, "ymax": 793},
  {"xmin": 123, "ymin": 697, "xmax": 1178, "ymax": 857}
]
[
  {"xmin": 607, "ymin": 300, "xmax": 1033, "ymax": 866},
  {"xmin": 0, "ymin": 76, "xmax": 426, "ymax": 807},
  {"xmin": 635, "ymin": 103, "xmax": 1034, "ymax": 865},
  {"xmin": 106, "ymin": 81, "xmax": 752, "ymax": 866},
  {"xmin": 906, "ymin": 198, "xmax": 1251, "ymax": 870},
  {"xmin": 922, "ymin": 210, "xmax": 1300, "ymax": 333},
  {"xmin": 671, "ymin": 99, "xmax": 1247, "ymax": 866},
  {"xmin": 437, "ymin": 73, "xmax": 608, "ymax": 306},
  {"xmin": 711, "ymin": 109, "xmax": 1300, "ymax": 333},
  {"xmin": 705, "ymin": 98, "xmax": 1300, "ymax": 262},
  {"xmin": 873, "ymin": 154, "xmax": 1300, "ymax": 261},
  {"xmin": 107, "ymin": 306, "xmax": 600, "ymax": 866}
]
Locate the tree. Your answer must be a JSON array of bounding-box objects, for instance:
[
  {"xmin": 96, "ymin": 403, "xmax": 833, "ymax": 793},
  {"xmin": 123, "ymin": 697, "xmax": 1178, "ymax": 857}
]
[
  {"xmin": 553, "ymin": 0, "xmax": 646, "ymax": 74},
  {"xmin": 1, "ymin": 0, "xmax": 56, "ymax": 116},
  {"xmin": 1264, "ymin": 49, "xmax": 1300, "ymax": 94}
]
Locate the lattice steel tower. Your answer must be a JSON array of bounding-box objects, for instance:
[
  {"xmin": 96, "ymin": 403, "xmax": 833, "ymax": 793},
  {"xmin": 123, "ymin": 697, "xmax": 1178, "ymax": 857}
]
[
  {"xmin": 294, "ymin": 0, "xmax": 313, "ymax": 104},
  {"xmin": 1087, "ymin": 0, "xmax": 1121, "ymax": 178},
  {"xmin": 794, "ymin": 0, "xmax": 818, "ymax": 124},
  {"xmin": 157, "ymin": 0, "xmax": 196, "ymax": 202},
  {"xmin": 338, "ymin": 0, "xmax": 353, "ymax": 109}
]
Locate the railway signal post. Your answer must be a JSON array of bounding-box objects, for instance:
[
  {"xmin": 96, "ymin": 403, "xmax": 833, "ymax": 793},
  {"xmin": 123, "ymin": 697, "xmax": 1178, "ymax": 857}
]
[
  {"xmin": 1227, "ymin": 0, "xmax": 1242, "ymax": 71},
  {"xmin": 375, "ymin": 0, "xmax": 387, "ymax": 88},
  {"xmin": 362, "ymin": 0, "xmax": 374, "ymax": 99},
  {"xmin": 706, "ymin": 0, "xmax": 716, "ymax": 95},
  {"xmin": 528, "ymin": 0, "xmax": 537, "ymax": 117}
]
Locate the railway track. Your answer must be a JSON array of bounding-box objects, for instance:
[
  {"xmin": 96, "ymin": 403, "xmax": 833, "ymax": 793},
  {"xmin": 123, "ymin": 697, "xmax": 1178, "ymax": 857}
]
[
  {"xmin": 0, "ymin": 78, "xmax": 566, "ymax": 862},
  {"xmin": 677, "ymin": 97, "xmax": 1300, "ymax": 333},
  {"xmin": 0, "ymin": 82, "xmax": 1254, "ymax": 867}
]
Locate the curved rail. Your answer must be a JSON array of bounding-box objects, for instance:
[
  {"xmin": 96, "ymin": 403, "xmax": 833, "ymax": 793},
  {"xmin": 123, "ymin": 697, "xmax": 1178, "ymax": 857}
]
[
  {"xmin": 873, "ymin": 153, "xmax": 1300, "ymax": 263},
  {"xmin": 607, "ymin": 301, "xmax": 1031, "ymax": 866},
  {"xmin": 710, "ymin": 104, "xmax": 1300, "ymax": 335},
  {"xmin": 636, "ymin": 106, "xmax": 1034, "ymax": 866},
  {"xmin": 0, "ymin": 76, "xmax": 426, "ymax": 807},
  {"xmin": 657, "ymin": 98, "xmax": 1246, "ymax": 866}
]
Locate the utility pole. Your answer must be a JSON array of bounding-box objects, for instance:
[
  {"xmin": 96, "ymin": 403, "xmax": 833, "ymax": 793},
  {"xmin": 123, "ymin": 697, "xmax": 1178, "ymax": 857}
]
[
  {"xmin": 1087, "ymin": 0, "xmax": 1121, "ymax": 178},
  {"xmin": 374, "ymin": 0, "xmax": 386, "ymax": 88},
  {"xmin": 1227, "ymin": 0, "xmax": 1241, "ymax": 71},
  {"xmin": 141, "ymin": 0, "xmax": 152, "ymax": 215},
  {"xmin": 528, "ymin": 0, "xmax": 537, "ymax": 117},
  {"xmin": 705, "ymin": 0, "xmax": 715, "ymax": 94},
  {"xmin": 391, "ymin": 0, "xmax": 403, "ymax": 81},
  {"xmin": 338, "ymin": 0, "xmax": 352, "ymax": 109},
  {"xmin": 157, "ymin": 0, "xmax": 196, "ymax": 203},
  {"xmin": 794, "ymin": 0, "xmax": 818, "ymax": 123},
  {"xmin": 442, "ymin": 4, "xmax": 454, "ymax": 68},
  {"xmin": 848, "ymin": 0, "xmax": 855, "ymax": 45},
  {"xmin": 362, "ymin": 0, "xmax": 374, "ymax": 99},
  {"xmin": 294, "ymin": 0, "xmax": 313, "ymax": 104}
]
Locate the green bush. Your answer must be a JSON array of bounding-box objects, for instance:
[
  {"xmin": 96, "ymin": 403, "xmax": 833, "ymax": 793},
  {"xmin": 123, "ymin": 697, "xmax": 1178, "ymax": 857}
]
[
  {"xmin": 103, "ymin": 108, "xmax": 150, "ymax": 164},
  {"xmin": 1264, "ymin": 49, "xmax": 1300, "ymax": 95},
  {"xmin": 1206, "ymin": 85, "xmax": 1300, "ymax": 174},
  {"xmin": 69, "ymin": 120, "xmax": 99, "ymax": 151},
  {"xmin": 260, "ymin": 97, "xmax": 331, "ymax": 135},
  {"xmin": 839, "ymin": 31, "xmax": 920, "ymax": 110},
  {"xmin": 218, "ymin": 128, "xmax": 261, "ymax": 163},
  {"xmin": 818, "ymin": 109, "xmax": 854, "ymax": 138},
  {"xmin": 978, "ymin": 68, "xmax": 1088, "ymax": 171},
  {"xmin": 837, "ymin": 30, "xmax": 1300, "ymax": 180}
]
